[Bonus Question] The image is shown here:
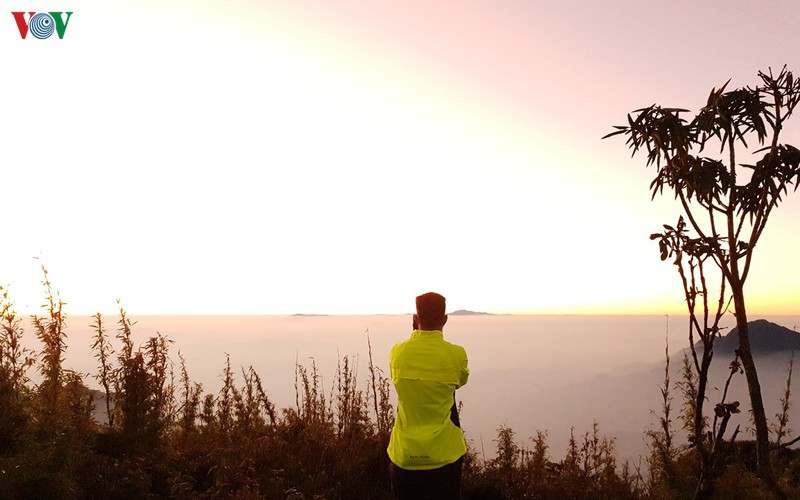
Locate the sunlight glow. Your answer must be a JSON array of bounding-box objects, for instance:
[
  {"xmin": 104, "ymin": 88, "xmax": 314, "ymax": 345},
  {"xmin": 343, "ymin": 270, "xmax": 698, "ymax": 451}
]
[{"xmin": 1, "ymin": 0, "xmax": 798, "ymax": 315}]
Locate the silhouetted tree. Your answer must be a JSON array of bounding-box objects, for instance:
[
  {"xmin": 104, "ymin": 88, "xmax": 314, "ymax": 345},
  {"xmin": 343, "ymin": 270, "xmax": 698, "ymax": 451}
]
[
  {"xmin": 606, "ymin": 67, "xmax": 800, "ymax": 495},
  {"xmin": 647, "ymin": 217, "xmax": 741, "ymax": 495}
]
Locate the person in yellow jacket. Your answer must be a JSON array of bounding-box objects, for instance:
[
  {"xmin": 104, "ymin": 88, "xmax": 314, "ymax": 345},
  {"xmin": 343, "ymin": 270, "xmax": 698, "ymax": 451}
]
[{"xmin": 387, "ymin": 292, "xmax": 469, "ymax": 499}]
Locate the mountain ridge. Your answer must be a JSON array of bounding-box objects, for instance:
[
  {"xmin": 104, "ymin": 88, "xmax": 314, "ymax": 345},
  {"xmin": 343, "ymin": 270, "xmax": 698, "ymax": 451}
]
[{"xmin": 694, "ymin": 319, "xmax": 800, "ymax": 355}]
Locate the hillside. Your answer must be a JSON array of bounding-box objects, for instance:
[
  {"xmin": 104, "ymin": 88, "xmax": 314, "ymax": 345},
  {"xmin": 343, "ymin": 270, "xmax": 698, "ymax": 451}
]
[
  {"xmin": 710, "ymin": 319, "xmax": 800, "ymax": 355},
  {"xmin": 501, "ymin": 319, "xmax": 800, "ymax": 467}
]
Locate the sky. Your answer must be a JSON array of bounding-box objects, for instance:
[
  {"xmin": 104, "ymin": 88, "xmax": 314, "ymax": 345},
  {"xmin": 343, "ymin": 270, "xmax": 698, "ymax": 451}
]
[{"xmin": 1, "ymin": 0, "xmax": 799, "ymax": 315}]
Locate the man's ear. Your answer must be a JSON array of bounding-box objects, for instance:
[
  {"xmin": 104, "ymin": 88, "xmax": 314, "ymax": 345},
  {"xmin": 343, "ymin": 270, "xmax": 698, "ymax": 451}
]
[
  {"xmin": 443, "ymin": 314, "xmax": 448, "ymax": 326},
  {"xmin": 412, "ymin": 314, "xmax": 419, "ymax": 330}
]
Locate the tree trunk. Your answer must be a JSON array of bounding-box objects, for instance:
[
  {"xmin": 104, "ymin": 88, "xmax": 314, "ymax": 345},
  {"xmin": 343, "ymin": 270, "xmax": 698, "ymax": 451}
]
[
  {"xmin": 695, "ymin": 350, "xmax": 712, "ymax": 453},
  {"xmin": 732, "ymin": 287, "xmax": 781, "ymax": 496},
  {"xmin": 695, "ymin": 348, "xmax": 714, "ymax": 496}
]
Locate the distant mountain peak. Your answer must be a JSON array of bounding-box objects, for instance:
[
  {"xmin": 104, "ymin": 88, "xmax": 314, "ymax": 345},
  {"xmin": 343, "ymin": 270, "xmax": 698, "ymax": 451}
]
[
  {"xmin": 706, "ymin": 320, "xmax": 800, "ymax": 355},
  {"xmin": 448, "ymin": 309, "xmax": 492, "ymax": 316}
]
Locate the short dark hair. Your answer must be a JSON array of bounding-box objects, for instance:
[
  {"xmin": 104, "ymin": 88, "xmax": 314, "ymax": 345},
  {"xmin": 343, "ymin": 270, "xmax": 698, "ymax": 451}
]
[{"xmin": 416, "ymin": 292, "xmax": 446, "ymax": 324}]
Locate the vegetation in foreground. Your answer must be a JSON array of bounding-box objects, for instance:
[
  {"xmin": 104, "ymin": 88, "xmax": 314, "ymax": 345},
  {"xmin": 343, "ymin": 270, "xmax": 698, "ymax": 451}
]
[{"xmin": 2, "ymin": 276, "xmax": 800, "ymax": 499}]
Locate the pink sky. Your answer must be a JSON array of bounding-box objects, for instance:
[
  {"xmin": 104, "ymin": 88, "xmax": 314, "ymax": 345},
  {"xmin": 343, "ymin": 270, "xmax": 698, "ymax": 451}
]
[{"xmin": 1, "ymin": 0, "xmax": 799, "ymax": 314}]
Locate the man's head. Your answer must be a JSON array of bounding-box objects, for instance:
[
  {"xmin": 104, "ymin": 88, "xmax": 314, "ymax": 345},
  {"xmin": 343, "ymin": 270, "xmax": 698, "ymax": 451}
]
[{"xmin": 414, "ymin": 292, "xmax": 448, "ymax": 331}]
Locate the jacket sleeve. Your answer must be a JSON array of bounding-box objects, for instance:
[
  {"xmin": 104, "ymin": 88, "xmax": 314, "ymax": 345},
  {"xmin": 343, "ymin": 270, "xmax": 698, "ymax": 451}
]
[
  {"xmin": 457, "ymin": 347, "xmax": 469, "ymax": 388},
  {"xmin": 389, "ymin": 344, "xmax": 398, "ymax": 381}
]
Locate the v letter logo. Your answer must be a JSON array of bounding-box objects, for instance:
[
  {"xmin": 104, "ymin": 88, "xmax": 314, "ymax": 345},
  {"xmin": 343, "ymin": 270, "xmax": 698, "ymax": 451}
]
[
  {"xmin": 50, "ymin": 12, "xmax": 73, "ymax": 39},
  {"xmin": 11, "ymin": 12, "xmax": 35, "ymax": 39}
]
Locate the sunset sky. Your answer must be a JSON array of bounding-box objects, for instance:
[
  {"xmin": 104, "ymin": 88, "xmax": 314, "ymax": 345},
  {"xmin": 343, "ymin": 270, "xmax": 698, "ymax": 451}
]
[{"xmin": 2, "ymin": 0, "xmax": 799, "ymax": 315}]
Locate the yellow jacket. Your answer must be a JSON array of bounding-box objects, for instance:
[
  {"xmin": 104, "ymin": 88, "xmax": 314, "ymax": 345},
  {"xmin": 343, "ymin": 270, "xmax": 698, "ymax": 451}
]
[{"xmin": 387, "ymin": 330, "xmax": 469, "ymax": 470}]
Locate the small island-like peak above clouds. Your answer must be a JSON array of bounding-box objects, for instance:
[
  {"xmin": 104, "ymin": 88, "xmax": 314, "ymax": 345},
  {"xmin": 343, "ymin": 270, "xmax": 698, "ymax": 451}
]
[{"xmin": 448, "ymin": 309, "xmax": 494, "ymax": 316}]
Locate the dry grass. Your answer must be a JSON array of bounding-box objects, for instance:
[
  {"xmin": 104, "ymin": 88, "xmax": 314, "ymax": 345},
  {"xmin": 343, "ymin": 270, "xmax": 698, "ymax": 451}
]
[{"xmin": 3, "ymin": 274, "xmax": 799, "ymax": 498}]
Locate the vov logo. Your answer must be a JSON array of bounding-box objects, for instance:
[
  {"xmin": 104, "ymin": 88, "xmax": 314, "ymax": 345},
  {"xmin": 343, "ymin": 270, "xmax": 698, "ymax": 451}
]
[{"xmin": 12, "ymin": 12, "xmax": 73, "ymax": 39}]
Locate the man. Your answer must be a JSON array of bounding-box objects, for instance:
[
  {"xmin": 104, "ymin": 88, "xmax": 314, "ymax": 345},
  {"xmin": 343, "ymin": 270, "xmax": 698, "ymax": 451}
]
[{"xmin": 387, "ymin": 292, "xmax": 469, "ymax": 499}]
